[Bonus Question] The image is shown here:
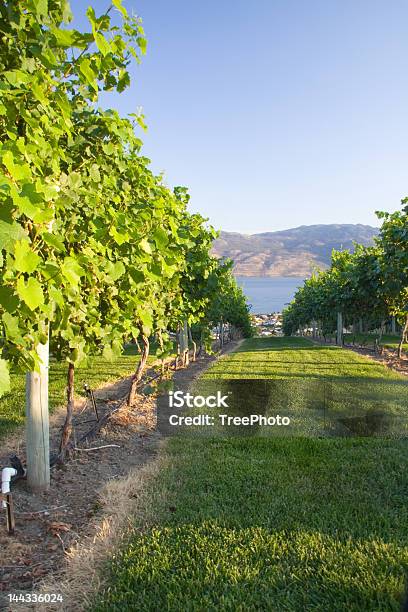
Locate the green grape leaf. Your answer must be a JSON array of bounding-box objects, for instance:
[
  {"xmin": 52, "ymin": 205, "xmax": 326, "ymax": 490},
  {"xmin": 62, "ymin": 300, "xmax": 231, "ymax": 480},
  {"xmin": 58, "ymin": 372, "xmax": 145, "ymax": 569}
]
[
  {"xmin": 61, "ymin": 257, "xmax": 85, "ymax": 286},
  {"xmin": 109, "ymin": 226, "xmax": 129, "ymax": 245},
  {"xmin": 108, "ymin": 261, "xmax": 125, "ymax": 281},
  {"xmin": 0, "ymin": 220, "xmax": 28, "ymax": 252},
  {"xmin": 50, "ymin": 27, "xmax": 77, "ymax": 47},
  {"xmin": 2, "ymin": 312, "xmax": 20, "ymax": 339},
  {"xmin": 90, "ymin": 164, "xmax": 101, "ymax": 182},
  {"xmin": 68, "ymin": 172, "xmax": 82, "ymax": 189},
  {"xmin": 32, "ymin": 82, "xmax": 49, "ymax": 106},
  {"xmin": 42, "ymin": 232, "xmax": 66, "ymax": 253},
  {"xmin": 2, "ymin": 151, "xmax": 31, "ymax": 181},
  {"xmin": 94, "ymin": 33, "xmax": 111, "ymax": 56},
  {"xmin": 129, "ymin": 269, "xmax": 145, "ymax": 283},
  {"xmin": 79, "ymin": 58, "xmax": 98, "ymax": 91},
  {"xmin": 14, "ymin": 240, "xmax": 42, "ymax": 273},
  {"xmin": 153, "ymin": 227, "xmax": 169, "ymax": 249},
  {"xmin": 49, "ymin": 285, "xmax": 65, "ymax": 307},
  {"xmin": 139, "ymin": 310, "xmax": 153, "ymax": 328},
  {"xmin": 0, "ymin": 359, "xmax": 10, "ymax": 398},
  {"xmin": 16, "ymin": 276, "xmax": 44, "ymax": 310},
  {"xmin": 112, "ymin": 0, "xmax": 128, "ymax": 17},
  {"xmin": 102, "ymin": 142, "xmax": 115, "ymax": 155},
  {"xmin": 140, "ymin": 238, "xmax": 152, "ymax": 254},
  {"xmin": 10, "ymin": 185, "xmax": 38, "ymax": 219},
  {"xmin": 3, "ymin": 70, "xmax": 32, "ymax": 86},
  {"xmin": 36, "ymin": 0, "xmax": 48, "ymax": 17},
  {"xmin": 0, "ymin": 285, "xmax": 19, "ymax": 313}
]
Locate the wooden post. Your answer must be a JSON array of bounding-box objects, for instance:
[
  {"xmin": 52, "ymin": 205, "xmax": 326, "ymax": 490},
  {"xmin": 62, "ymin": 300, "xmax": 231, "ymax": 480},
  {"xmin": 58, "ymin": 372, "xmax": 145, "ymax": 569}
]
[
  {"xmin": 219, "ymin": 318, "xmax": 224, "ymax": 348},
  {"xmin": 127, "ymin": 334, "xmax": 150, "ymax": 405},
  {"xmin": 5, "ymin": 493, "xmax": 15, "ymax": 535},
  {"xmin": 175, "ymin": 324, "xmax": 181, "ymax": 369},
  {"xmin": 58, "ymin": 361, "xmax": 75, "ymax": 461},
  {"xmin": 177, "ymin": 321, "xmax": 189, "ymax": 367},
  {"xmin": 26, "ymin": 339, "xmax": 50, "ymax": 492},
  {"xmin": 336, "ymin": 312, "xmax": 343, "ymax": 346},
  {"xmin": 398, "ymin": 314, "xmax": 408, "ymax": 359},
  {"xmin": 188, "ymin": 326, "xmax": 196, "ymax": 361},
  {"xmin": 183, "ymin": 320, "xmax": 189, "ymax": 367}
]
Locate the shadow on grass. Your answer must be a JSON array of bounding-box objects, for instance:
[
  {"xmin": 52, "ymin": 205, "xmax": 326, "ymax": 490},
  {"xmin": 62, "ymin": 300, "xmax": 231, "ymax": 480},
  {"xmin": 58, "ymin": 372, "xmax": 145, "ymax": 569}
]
[
  {"xmin": 218, "ymin": 359, "xmax": 390, "ymax": 367},
  {"xmin": 203, "ymin": 371, "xmax": 407, "ymax": 383},
  {"xmin": 235, "ymin": 346, "xmax": 350, "ymax": 353},
  {"xmin": 235, "ymin": 342, "xmax": 321, "ymax": 353}
]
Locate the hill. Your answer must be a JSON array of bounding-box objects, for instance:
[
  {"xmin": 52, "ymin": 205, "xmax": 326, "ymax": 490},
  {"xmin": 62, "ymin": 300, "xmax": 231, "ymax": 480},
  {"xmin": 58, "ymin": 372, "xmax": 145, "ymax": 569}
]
[{"xmin": 212, "ymin": 224, "xmax": 379, "ymax": 276}]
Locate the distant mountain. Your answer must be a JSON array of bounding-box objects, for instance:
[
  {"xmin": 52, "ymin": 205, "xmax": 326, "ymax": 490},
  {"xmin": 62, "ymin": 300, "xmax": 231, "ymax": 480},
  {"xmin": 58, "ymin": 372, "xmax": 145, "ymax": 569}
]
[{"xmin": 212, "ymin": 224, "xmax": 379, "ymax": 277}]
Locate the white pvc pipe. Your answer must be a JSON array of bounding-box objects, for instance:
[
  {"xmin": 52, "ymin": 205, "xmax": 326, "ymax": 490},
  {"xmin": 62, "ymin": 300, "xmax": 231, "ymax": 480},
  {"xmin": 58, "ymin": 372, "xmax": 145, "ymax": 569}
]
[{"xmin": 1, "ymin": 468, "xmax": 17, "ymax": 508}]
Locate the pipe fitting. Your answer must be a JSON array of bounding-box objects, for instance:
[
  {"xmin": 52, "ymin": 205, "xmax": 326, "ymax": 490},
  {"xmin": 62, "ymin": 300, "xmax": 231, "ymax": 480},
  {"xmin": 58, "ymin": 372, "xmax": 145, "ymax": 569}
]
[{"xmin": 2, "ymin": 468, "xmax": 17, "ymax": 508}]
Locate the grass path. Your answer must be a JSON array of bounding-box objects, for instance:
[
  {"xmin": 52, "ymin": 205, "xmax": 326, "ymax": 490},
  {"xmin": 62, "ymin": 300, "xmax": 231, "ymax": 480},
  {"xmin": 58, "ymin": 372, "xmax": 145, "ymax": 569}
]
[
  {"xmin": 92, "ymin": 338, "xmax": 407, "ymax": 610},
  {"xmin": 203, "ymin": 336, "xmax": 402, "ymax": 380}
]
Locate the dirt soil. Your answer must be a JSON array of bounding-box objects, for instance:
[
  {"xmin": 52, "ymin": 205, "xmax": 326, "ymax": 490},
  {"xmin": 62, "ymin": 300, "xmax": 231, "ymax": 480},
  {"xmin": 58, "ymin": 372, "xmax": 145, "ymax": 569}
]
[{"xmin": 0, "ymin": 343, "xmax": 241, "ymax": 611}]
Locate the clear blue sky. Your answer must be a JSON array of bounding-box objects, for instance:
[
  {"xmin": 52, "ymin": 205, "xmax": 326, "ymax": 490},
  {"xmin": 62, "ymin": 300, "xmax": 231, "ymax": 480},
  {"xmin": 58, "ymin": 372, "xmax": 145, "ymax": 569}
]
[{"xmin": 70, "ymin": 0, "xmax": 408, "ymax": 233}]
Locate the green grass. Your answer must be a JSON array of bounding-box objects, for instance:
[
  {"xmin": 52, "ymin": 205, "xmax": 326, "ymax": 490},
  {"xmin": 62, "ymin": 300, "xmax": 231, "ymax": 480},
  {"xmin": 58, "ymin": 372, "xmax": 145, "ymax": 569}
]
[
  {"xmin": 0, "ymin": 344, "xmax": 162, "ymax": 440},
  {"xmin": 94, "ymin": 337, "xmax": 408, "ymax": 611},
  {"xmin": 315, "ymin": 332, "xmax": 407, "ymax": 352},
  {"xmin": 203, "ymin": 336, "xmax": 402, "ymax": 380},
  {"xmin": 343, "ymin": 333, "xmax": 408, "ymax": 351}
]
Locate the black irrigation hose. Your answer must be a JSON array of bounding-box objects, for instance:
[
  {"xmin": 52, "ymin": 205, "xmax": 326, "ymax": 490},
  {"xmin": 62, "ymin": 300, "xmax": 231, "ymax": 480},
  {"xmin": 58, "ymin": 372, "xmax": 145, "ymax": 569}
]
[{"xmin": 8, "ymin": 455, "xmax": 26, "ymax": 483}]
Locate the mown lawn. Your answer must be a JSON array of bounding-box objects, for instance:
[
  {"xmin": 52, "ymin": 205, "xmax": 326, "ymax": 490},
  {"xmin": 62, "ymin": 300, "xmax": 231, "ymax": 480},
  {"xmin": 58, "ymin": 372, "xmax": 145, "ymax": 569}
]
[
  {"xmin": 203, "ymin": 336, "xmax": 402, "ymax": 380},
  {"xmin": 0, "ymin": 344, "xmax": 162, "ymax": 440},
  {"xmin": 95, "ymin": 337, "xmax": 408, "ymax": 611}
]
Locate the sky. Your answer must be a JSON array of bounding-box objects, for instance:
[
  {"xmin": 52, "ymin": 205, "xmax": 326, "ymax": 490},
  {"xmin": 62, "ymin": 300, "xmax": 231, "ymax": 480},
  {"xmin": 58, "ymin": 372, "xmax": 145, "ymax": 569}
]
[{"xmin": 69, "ymin": 0, "xmax": 408, "ymax": 233}]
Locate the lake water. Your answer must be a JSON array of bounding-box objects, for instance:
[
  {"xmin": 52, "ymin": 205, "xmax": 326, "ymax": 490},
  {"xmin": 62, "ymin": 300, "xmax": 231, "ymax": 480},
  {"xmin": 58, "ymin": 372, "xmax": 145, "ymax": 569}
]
[{"xmin": 236, "ymin": 276, "xmax": 304, "ymax": 314}]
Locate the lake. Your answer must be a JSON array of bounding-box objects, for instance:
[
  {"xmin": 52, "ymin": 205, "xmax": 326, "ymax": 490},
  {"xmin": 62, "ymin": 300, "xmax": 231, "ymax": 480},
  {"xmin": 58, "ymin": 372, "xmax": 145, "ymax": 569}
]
[{"xmin": 235, "ymin": 276, "xmax": 304, "ymax": 314}]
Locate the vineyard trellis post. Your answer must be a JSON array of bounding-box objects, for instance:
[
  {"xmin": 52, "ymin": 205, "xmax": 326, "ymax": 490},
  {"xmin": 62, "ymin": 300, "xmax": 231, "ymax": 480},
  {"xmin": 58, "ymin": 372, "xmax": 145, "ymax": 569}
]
[
  {"xmin": 336, "ymin": 312, "xmax": 343, "ymax": 346},
  {"xmin": 25, "ymin": 336, "xmax": 50, "ymax": 492},
  {"xmin": 183, "ymin": 320, "xmax": 190, "ymax": 366}
]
